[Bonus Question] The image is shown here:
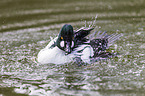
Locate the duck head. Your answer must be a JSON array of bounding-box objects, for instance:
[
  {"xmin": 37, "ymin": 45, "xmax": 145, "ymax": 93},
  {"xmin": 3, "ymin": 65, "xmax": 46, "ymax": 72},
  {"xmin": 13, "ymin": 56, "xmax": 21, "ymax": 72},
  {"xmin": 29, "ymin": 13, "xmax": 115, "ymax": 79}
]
[{"xmin": 56, "ymin": 24, "xmax": 75, "ymax": 55}]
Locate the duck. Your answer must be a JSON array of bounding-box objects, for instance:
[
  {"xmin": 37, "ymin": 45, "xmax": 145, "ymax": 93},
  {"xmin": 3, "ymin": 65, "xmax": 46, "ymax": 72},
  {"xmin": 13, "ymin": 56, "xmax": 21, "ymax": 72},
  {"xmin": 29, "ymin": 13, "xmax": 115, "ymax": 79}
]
[{"xmin": 37, "ymin": 24, "xmax": 122, "ymax": 65}]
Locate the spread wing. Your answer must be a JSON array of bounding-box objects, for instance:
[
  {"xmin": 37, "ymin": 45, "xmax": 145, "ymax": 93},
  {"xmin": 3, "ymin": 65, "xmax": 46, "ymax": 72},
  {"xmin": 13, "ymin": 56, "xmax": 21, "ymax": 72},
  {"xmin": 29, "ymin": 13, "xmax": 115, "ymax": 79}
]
[
  {"xmin": 74, "ymin": 27, "xmax": 94, "ymax": 45},
  {"xmin": 90, "ymin": 31, "xmax": 122, "ymax": 57}
]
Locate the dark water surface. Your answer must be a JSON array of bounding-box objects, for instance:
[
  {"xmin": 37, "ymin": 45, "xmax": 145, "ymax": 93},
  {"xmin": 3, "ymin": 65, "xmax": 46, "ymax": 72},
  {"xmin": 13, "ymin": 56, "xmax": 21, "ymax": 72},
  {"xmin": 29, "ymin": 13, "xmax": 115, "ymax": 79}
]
[{"xmin": 0, "ymin": 0, "xmax": 145, "ymax": 96}]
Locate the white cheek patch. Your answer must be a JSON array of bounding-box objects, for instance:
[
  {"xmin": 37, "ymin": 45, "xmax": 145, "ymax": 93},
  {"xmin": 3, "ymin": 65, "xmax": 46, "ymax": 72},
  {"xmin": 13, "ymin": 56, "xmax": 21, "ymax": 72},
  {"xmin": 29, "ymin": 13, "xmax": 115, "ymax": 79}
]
[
  {"xmin": 60, "ymin": 41, "xmax": 65, "ymax": 47},
  {"xmin": 71, "ymin": 41, "xmax": 74, "ymax": 48}
]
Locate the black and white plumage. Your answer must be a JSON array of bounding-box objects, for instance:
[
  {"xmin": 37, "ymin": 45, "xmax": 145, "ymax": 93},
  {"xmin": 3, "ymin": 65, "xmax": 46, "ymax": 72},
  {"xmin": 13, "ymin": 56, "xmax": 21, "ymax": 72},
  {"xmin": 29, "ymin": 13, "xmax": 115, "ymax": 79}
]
[{"xmin": 37, "ymin": 24, "xmax": 122, "ymax": 65}]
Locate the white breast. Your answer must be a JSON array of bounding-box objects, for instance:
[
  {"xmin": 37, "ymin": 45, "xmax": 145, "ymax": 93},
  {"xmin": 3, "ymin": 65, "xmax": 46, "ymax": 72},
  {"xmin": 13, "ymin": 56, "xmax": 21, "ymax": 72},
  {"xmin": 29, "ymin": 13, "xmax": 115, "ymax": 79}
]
[
  {"xmin": 37, "ymin": 46, "xmax": 75, "ymax": 64},
  {"xmin": 37, "ymin": 37, "xmax": 94, "ymax": 65}
]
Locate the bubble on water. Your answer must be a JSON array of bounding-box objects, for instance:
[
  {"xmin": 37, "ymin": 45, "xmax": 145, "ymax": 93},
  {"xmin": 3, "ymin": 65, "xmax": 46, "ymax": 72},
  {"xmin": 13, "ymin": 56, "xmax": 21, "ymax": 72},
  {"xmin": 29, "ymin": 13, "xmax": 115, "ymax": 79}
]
[
  {"xmin": 140, "ymin": 44, "xmax": 145, "ymax": 49},
  {"xmin": 136, "ymin": 32, "xmax": 142, "ymax": 35}
]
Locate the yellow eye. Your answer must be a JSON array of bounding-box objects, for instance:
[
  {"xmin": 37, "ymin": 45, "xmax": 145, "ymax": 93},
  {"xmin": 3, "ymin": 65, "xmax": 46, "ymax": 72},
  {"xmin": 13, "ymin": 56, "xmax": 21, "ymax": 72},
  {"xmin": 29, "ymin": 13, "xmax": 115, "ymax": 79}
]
[
  {"xmin": 61, "ymin": 37, "xmax": 63, "ymax": 40},
  {"xmin": 72, "ymin": 37, "xmax": 74, "ymax": 39}
]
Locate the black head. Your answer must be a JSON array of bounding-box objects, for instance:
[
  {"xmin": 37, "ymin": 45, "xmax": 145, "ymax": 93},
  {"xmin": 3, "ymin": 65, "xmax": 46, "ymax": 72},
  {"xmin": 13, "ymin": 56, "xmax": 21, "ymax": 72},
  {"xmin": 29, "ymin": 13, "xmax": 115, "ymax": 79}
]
[{"xmin": 56, "ymin": 24, "xmax": 75, "ymax": 54}]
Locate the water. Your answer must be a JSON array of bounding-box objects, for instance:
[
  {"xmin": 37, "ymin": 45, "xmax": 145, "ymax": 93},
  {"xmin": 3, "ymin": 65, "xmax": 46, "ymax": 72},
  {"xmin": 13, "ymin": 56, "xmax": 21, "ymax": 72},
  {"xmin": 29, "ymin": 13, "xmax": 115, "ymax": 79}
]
[{"xmin": 0, "ymin": 0, "xmax": 145, "ymax": 95}]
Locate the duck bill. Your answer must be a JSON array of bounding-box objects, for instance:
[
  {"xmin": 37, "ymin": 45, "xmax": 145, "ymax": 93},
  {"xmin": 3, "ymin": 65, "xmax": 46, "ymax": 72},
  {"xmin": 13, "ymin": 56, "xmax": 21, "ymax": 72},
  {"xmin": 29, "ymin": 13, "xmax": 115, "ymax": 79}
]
[{"xmin": 65, "ymin": 41, "xmax": 71, "ymax": 55}]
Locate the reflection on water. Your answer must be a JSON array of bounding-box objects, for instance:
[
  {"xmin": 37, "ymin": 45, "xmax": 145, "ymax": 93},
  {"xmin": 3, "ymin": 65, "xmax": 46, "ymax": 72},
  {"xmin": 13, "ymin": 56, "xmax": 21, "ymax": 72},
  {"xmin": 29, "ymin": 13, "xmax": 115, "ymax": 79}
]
[{"xmin": 0, "ymin": 0, "xmax": 145, "ymax": 96}]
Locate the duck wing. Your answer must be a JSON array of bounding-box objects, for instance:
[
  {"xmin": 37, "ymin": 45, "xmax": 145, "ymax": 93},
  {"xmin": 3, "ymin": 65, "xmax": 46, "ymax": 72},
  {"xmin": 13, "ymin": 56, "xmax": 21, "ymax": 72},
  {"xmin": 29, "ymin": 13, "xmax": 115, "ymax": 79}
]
[
  {"xmin": 90, "ymin": 38, "xmax": 108, "ymax": 57},
  {"xmin": 90, "ymin": 31, "xmax": 122, "ymax": 57},
  {"xmin": 74, "ymin": 27, "xmax": 94, "ymax": 45}
]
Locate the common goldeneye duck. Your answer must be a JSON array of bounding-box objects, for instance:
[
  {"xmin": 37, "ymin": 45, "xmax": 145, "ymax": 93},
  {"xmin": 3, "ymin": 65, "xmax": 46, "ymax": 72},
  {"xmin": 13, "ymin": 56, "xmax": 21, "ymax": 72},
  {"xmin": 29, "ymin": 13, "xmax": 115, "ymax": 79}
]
[{"xmin": 37, "ymin": 24, "xmax": 122, "ymax": 65}]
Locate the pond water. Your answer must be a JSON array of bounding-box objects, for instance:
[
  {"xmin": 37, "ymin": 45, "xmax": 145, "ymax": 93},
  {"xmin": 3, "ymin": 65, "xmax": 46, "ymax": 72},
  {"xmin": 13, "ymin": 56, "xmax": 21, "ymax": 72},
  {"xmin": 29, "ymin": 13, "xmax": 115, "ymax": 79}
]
[{"xmin": 0, "ymin": 0, "xmax": 145, "ymax": 96}]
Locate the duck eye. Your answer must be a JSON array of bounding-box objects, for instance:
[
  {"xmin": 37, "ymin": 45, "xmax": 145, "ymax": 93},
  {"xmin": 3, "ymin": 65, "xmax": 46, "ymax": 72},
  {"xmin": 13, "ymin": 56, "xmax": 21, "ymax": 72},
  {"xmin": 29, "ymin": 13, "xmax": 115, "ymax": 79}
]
[{"xmin": 61, "ymin": 37, "xmax": 63, "ymax": 40}]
